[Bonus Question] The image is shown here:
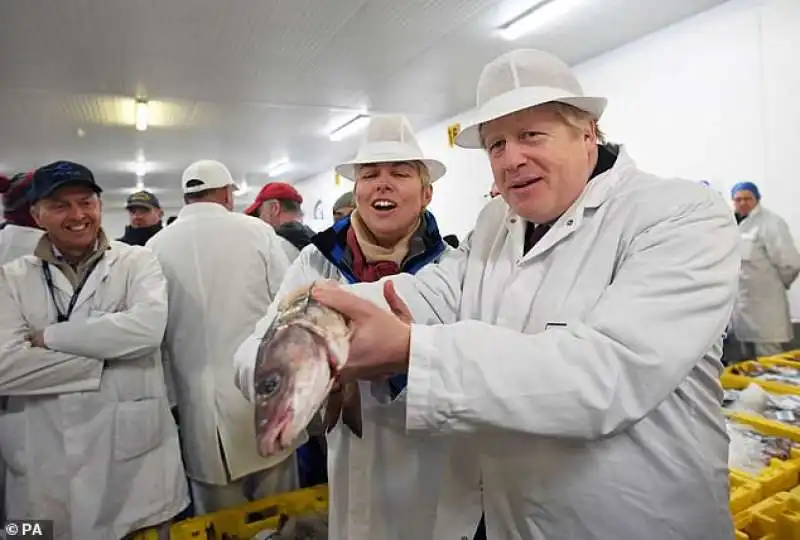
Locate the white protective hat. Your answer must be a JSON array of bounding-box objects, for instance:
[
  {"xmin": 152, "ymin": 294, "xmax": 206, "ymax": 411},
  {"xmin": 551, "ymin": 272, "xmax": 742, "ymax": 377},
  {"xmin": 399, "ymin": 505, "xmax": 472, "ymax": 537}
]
[
  {"xmin": 335, "ymin": 115, "xmax": 447, "ymax": 183},
  {"xmin": 455, "ymin": 49, "xmax": 608, "ymax": 149},
  {"xmin": 181, "ymin": 159, "xmax": 238, "ymax": 194}
]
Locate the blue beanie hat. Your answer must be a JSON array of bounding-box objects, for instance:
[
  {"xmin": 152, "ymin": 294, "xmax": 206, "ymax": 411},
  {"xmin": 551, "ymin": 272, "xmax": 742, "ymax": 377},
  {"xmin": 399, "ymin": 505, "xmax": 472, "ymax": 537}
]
[{"xmin": 731, "ymin": 181, "xmax": 761, "ymax": 200}]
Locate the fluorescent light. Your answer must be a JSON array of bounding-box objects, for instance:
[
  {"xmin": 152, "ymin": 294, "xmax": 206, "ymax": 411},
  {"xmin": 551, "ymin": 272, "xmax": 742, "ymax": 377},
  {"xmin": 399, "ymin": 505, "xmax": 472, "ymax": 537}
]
[
  {"xmin": 267, "ymin": 158, "xmax": 292, "ymax": 177},
  {"xmin": 329, "ymin": 114, "xmax": 370, "ymax": 142},
  {"xmin": 135, "ymin": 100, "xmax": 149, "ymax": 131},
  {"xmin": 134, "ymin": 161, "xmax": 148, "ymax": 178},
  {"xmin": 498, "ymin": 0, "xmax": 584, "ymax": 41},
  {"xmin": 135, "ymin": 178, "xmax": 145, "ymax": 191}
]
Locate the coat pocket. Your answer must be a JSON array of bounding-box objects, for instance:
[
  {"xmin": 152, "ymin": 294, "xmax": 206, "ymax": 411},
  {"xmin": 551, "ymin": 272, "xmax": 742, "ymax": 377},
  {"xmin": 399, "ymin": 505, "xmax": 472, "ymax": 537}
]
[
  {"xmin": 0, "ymin": 411, "xmax": 27, "ymax": 475},
  {"xmin": 739, "ymin": 238, "xmax": 756, "ymax": 261},
  {"xmin": 113, "ymin": 397, "xmax": 165, "ymax": 461}
]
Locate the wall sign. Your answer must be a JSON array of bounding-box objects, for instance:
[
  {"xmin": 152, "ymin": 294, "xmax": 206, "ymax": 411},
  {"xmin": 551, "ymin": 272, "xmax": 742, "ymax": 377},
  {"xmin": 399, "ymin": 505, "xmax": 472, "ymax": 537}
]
[{"xmin": 447, "ymin": 123, "xmax": 461, "ymax": 148}]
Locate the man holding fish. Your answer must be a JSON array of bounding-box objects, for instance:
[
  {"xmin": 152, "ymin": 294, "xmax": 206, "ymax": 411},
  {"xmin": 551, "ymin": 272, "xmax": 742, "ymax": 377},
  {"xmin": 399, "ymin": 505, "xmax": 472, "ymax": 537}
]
[
  {"xmin": 238, "ymin": 49, "xmax": 740, "ymax": 540},
  {"xmin": 235, "ymin": 114, "xmax": 453, "ymax": 540}
]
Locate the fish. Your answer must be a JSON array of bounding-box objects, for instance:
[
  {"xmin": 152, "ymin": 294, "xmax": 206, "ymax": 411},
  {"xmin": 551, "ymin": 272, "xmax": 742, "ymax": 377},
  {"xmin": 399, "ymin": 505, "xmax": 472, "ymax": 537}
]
[{"xmin": 254, "ymin": 283, "xmax": 363, "ymax": 457}]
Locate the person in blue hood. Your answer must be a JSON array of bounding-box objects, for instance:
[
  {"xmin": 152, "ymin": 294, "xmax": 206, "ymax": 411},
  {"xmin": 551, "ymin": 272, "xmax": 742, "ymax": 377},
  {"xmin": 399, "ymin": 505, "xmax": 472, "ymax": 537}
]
[{"xmin": 234, "ymin": 115, "xmax": 453, "ymax": 540}]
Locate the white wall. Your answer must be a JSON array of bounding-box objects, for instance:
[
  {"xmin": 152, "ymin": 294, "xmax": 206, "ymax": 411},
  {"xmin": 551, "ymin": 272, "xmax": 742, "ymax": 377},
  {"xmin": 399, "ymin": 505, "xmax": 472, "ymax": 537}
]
[{"xmin": 291, "ymin": 0, "xmax": 800, "ymax": 318}]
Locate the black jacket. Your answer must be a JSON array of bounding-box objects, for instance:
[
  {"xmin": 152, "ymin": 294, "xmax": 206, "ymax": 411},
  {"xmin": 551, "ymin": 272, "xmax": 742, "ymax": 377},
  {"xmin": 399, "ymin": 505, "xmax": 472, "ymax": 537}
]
[
  {"xmin": 118, "ymin": 223, "xmax": 163, "ymax": 246},
  {"xmin": 275, "ymin": 221, "xmax": 316, "ymax": 251}
]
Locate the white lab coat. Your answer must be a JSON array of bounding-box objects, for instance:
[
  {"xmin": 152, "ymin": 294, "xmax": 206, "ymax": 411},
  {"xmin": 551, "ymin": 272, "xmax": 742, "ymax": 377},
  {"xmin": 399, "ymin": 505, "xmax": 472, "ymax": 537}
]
[
  {"xmin": 145, "ymin": 203, "xmax": 297, "ymax": 485},
  {"xmin": 0, "ymin": 224, "xmax": 44, "ymax": 266},
  {"xmin": 234, "ymin": 244, "xmax": 452, "ymax": 540},
  {"xmin": 313, "ymin": 149, "xmax": 741, "ymax": 539},
  {"xmin": 731, "ymin": 204, "xmax": 800, "ymax": 343},
  {"xmin": 0, "ymin": 240, "xmax": 189, "ymax": 540},
  {"xmin": 277, "ymin": 236, "xmax": 301, "ymax": 263},
  {"xmin": 0, "ymin": 223, "xmax": 44, "ymax": 526}
]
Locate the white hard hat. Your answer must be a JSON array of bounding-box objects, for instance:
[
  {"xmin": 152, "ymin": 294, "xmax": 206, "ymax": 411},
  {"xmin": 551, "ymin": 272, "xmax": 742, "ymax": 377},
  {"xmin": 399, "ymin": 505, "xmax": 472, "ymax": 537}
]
[
  {"xmin": 335, "ymin": 115, "xmax": 447, "ymax": 183},
  {"xmin": 181, "ymin": 159, "xmax": 238, "ymax": 194},
  {"xmin": 455, "ymin": 49, "xmax": 608, "ymax": 149}
]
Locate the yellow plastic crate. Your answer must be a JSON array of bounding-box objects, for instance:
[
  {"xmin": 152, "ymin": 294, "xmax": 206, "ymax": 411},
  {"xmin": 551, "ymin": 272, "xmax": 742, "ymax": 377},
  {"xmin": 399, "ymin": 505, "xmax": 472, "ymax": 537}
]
[
  {"xmin": 773, "ymin": 350, "xmax": 800, "ymax": 364},
  {"xmin": 731, "ymin": 470, "xmax": 764, "ymax": 516},
  {"xmin": 738, "ymin": 486, "xmax": 800, "ymax": 539},
  {"xmin": 732, "ymin": 412, "xmax": 800, "ymax": 442},
  {"xmin": 722, "ymin": 359, "xmax": 800, "ymax": 396},
  {"xmin": 729, "ymin": 415, "xmax": 800, "ymax": 498},
  {"xmin": 130, "ymin": 484, "xmax": 328, "ymax": 540}
]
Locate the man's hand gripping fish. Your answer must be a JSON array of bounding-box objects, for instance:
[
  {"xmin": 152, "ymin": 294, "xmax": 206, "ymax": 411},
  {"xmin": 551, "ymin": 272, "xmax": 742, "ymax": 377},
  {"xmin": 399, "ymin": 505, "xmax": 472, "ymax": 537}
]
[{"xmin": 254, "ymin": 283, "xmax": 362, "ymax": 457}]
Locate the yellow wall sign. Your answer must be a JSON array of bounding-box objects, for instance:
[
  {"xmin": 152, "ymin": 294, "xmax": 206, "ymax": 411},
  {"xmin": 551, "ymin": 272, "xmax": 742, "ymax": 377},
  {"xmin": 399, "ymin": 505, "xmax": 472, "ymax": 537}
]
[
  {"xmin": 335, "ymin": 173, "xmax": 341, "ymax": 186},
  {"xmin": 447, "ymin": 123, "xmax": 461, "ymax": 148}
]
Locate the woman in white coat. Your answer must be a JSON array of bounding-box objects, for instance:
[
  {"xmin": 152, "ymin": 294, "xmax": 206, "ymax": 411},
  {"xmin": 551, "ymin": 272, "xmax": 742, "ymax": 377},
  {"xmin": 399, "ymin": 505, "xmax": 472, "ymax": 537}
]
[
  {"xmin": 0, "ymin": 170, "xmax": 43, "ymax": 526},
  {"xmin": 303, "ymin": 50, "xmax": 741, "ymax": 539},
  {"xmin": 235, "ymin": 115, "xmax": 452, "ymax": 540},
  {"xmin": 0, "ymin": 172, "xmax": 44, "ymax": 265},
  {"xmin": 730, "ymin": 181, "xmax": 800, "ymax": 358}
]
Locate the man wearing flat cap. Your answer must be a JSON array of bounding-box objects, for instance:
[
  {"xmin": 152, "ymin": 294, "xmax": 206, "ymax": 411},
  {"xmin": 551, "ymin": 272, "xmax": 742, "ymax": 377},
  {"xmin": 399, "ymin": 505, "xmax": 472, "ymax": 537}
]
[{"xmin": 119, "ymin": 190, "xmax": 164, "ymax": 246}]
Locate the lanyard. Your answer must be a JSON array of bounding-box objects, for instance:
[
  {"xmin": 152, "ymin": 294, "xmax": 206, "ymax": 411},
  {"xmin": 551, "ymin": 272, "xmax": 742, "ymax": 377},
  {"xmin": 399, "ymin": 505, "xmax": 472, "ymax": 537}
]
[{"xmin": 42, "ymin": 256, "xmax": 104, "ymax": 322}]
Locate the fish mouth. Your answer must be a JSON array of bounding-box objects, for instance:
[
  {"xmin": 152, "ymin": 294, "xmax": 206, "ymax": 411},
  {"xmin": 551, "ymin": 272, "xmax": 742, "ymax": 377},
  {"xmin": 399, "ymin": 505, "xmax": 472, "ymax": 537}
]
[{"xmin": 258, "ymin": 406, "xmax": 295, "ymax": 457}]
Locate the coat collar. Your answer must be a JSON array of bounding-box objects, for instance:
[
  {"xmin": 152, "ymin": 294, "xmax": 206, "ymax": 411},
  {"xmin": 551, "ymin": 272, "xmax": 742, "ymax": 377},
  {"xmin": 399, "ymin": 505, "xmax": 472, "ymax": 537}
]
[{"xmin": 177, "ymin": 202, "xmax": 229, "ymax": 219}]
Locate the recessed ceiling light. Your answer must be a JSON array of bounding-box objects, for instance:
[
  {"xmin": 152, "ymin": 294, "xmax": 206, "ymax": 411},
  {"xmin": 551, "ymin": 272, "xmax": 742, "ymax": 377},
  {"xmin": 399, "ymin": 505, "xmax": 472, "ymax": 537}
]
[
  {"xmin": 329, "ymin": 114, "xmax": 371, "ymax": 142},
  {"xmin": 267, "ymin": 158, "xmax": 292, "ymax": 177},
  {"xmin": 135, "ymin": 100, "xmax": 149, "ymax": 131},
  {"xmin": 498, "ymin": 0, "xmax": 584, "ymax": 41}
]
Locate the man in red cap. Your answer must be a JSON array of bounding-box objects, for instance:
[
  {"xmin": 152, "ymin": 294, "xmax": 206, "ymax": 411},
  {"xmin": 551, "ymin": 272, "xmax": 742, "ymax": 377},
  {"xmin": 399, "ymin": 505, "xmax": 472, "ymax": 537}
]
[{"xmin": 244, "ymin": 182, "xmax": 315, "ymax": 262}]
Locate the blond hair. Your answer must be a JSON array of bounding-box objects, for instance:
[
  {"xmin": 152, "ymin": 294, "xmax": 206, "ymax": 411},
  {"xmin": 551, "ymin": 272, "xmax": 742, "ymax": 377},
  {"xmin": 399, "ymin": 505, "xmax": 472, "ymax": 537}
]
[
  {"xmin": 479, "ymin": 101, "xmax": 606, "ymax": 146},
  {"xmin": 545, "ymin": 102, "xmax": 606, "ymax": 144}
]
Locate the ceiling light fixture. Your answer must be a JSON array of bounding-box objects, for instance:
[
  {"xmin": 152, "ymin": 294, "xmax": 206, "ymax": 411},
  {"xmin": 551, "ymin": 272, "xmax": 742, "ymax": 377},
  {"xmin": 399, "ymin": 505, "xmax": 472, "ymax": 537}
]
[
  {"xmin": 498, "ymin": 0, "xmax": 584, "ymax": 41},
  {"xmin": 134, "ymin": 161, "xmax": 148, "ymax": 178},
  {"xmin": 135, "ymin": 99, "xmax": 149, "ymax": 131},
  {"xmin": 267, "ymin": 158, "xmax": 292, "ymax": 177},
  {"xmin": 329, "ymin": 114, "xmax": 370, "ymax": 142},
  {"xmin": 135, "ymin": 178, "xmax": 145, "ymax": 191}
]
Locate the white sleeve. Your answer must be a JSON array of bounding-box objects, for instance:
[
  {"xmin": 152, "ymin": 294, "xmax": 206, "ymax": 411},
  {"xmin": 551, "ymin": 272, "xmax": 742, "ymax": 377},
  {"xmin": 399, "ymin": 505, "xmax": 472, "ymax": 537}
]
[
  {"xmin": 0, "ymin": 267, "xmax": 103, "ymax": 396},
  {"xmin": 343, "ymin": 238, "xmax": 471, "ymax": 326},
  {"xmin": 259, "ymin": 225, "xmax": 291, "ymax": 300},
  {"xmin": 403, "ymin": 194, "xmax": 740, "ymax": 439},
  {"xmin": 43, "ymin": 249, "xmax": 168, "ymax": 360},
  {"xmin": 234, "ymin": 248, "xmax": 323, "ymax": 403},
  {"xmin": 763, "ymin": 214, "xmax": 800, "ymax": 288}
]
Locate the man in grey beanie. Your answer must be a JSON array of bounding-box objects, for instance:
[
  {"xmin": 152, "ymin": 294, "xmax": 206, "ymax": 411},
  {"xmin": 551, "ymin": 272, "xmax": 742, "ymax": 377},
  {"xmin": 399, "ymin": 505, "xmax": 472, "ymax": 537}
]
[{"xmin": 332, "ymin": 191, "xmax": 355, "ymax": 223}]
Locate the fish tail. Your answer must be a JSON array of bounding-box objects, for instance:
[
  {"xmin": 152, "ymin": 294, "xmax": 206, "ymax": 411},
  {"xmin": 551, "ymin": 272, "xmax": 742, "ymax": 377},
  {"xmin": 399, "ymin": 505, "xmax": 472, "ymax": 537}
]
[
  {"xmin": 342, "ymin": 385, "xmax": 363, "ymax": 439},
  {"xmin": 323, "ymin": 391, "xmax": 344, "ymax": 434}
]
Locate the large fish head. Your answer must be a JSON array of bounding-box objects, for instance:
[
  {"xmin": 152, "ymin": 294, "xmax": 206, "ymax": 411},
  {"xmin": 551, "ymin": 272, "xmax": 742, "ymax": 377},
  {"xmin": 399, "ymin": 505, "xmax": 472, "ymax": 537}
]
[{"xmin": 254, "ymin": 321, "xmax": 335, "ymax": 457}]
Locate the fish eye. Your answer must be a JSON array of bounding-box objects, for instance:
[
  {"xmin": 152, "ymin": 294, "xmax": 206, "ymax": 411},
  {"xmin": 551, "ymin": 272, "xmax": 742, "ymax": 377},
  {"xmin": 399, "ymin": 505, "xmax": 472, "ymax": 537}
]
[{"xmin": 256, "ymin": 372, "xmax": 282, "ymax": 397}]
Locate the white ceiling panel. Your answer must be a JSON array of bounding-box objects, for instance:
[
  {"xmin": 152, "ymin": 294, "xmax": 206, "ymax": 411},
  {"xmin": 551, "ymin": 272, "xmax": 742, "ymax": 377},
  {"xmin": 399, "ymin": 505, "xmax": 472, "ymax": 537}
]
[{"xmin": 0, "ymin": 0, "xmax": 729, "ymax": 208}]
